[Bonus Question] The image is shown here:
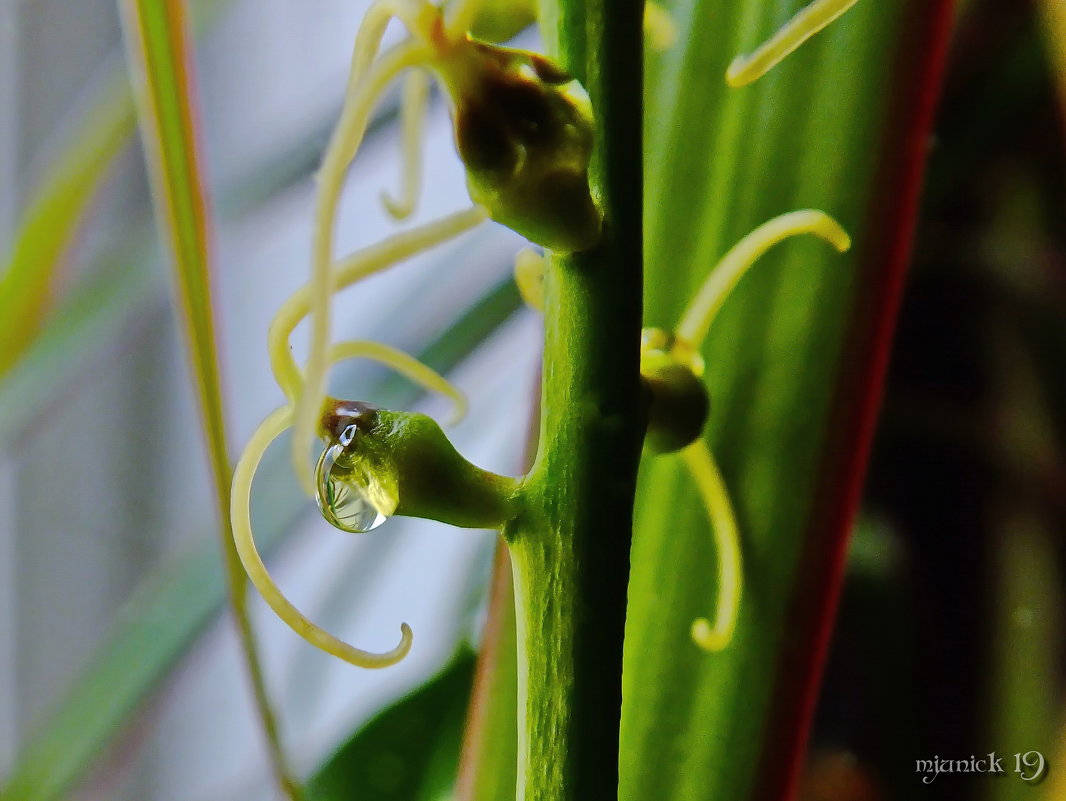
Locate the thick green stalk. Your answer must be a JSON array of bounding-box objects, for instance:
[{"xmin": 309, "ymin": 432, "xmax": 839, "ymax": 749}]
[{"xmin": 503, "ymin": 4, "xmax": 644, "ymax": 801}]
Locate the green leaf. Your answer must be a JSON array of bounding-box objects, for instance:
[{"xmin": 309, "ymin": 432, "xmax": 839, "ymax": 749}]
[
  {"xmin": 116, "ymin": 3, "xmax": 301, "ymax": 794},
  {"xmin": 117, "ymin": 0, "xmax": 232, "ymax": 520},
  {"xmin": 0, "ymin": 273, "xmax": 521, "ymax": 801},
  {"xmin": 0, "ymin": 244, "xmax": 156, "ymax": 442},
  {"xmin": 453, "ymin": 545, "xmax": 518, "ymax": 801},
  {"xmin": 0, "ymin": 80, "xmax": 134, "ymax": 377},
  {"xmin": 0, "ymin": 527, "xmax": 243, "ymax": 801},
  {"xmin": 620, "ymin": 2, "xmax": 955, "ymax": 800},
  {"xmin": 0, "ymin": 0, "xmax": 233, "ymax": 383},
  {"xmin": 308, "ymin": 649, "xmax": 476, "ymax": 801}
]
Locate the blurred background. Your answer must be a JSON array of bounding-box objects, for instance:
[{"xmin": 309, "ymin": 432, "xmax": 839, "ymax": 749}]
[
  {"xmin": 0, "ymin": 1, "xmax": 1063, "ymax": 800},
  {"xmin": 0, "ymin": 1, "xmax": 539, "ymax": 798},
  {"xmin": 808, "ymin": 2, "xmax": 1066, "ymax": 800}
]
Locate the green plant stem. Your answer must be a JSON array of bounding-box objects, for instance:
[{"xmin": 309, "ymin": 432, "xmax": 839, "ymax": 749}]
[{"xmin": 503, "ymin": 4, "xmax": 644, "ymax": 801}]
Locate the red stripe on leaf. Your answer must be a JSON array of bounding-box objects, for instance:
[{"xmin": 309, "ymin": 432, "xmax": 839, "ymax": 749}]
[{"xmin": 753, "ymin": 2, "xmax": 958, "ymax": 799}]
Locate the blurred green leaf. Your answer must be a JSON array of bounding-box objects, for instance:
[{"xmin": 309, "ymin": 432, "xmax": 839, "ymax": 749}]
[
  {"xmin": 117, "ymin": 3, "xmax": 301, "ymax": 795},
  {"xmin": 0, "ymin": 81, "xmax": 134, "ymax": 377},
  {"xmin": 0, "ymin": 243, "xmax": 156, "ymax": 442},
  {"xmin": 0, "ymin": 0, "xmax": 237, "ymax": 384},
  {"xmin": 0, "ymin": 522, "xmax": 245, "ymax": 801},
  {"xmin": 620, "ymin": 2, "xmax": 955, "ymax": 800},
  {"xmin": 118, "ymin": 0, "xmax": 232, "ymax": 516},
  {"xmin": 308, "ymin": 648, "xmax": 476, "ymax": 801}
]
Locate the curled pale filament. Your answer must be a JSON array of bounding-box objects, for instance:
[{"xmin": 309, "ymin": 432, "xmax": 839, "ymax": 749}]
[
  {"xmin": 296, "ymin": 39, "xmax": 434, "ymax": 498},
  {"xmin": 680, "ymin": 441, "xmax": 742, "ymax": 652},
  {"xmin": 232, "ymin": 348, "xmax": 467, "ymax": 666},
  {"xmin": 637, "ymin": 209, "xmax": 850, "ymax": 653},
  {"xmin": 676, "ymin": 209, "xmax": 851, "ymax": 349},
  {"xmin": 328, "ymin": 339, "xmax": 468, "ymax": 424},
  {"xmin": 237, "ymin": 0, "xmax": 498, "ymax": 669},
  {"xmin": 233, "ymin": 405, "xmax": 411, "ymax": 668},
  {"xmin": 382, "ymin": 70, "xmax": 431, "ymax": 220},
  {"xmin": 296, "ymin": 38, "xmax": 440, "ymax": 498},
  {"xmin": 726, "ymin": 0, "xmax": 862, "ymax": 87},
  {"xmin": 347, "ymin": 0, "xmax": 439, "ymax": 96},
  {"xmin": 269, "ymin": 205, "xmax": 488, "ymax": 413},
  {"xmin": 295, "ymin": 0, "xmax": 537, "ymax": 496}
]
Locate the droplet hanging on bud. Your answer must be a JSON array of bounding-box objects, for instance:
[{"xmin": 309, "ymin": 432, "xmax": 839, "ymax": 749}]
[
  {"xmin": 444, "ymin": 40, "xmax": 602, "ymax": 254},
  {"xmin": 314, "ymin": 400, "xmax": 399, "ymax": 534}
]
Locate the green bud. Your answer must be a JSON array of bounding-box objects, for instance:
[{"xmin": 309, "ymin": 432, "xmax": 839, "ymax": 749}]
[
  {"xmin": 640, "ymin": 328, "xmax": 710, "ymax": 454},
  {"xmin": 318, "ymin": 399, "xmax": 519, "ymax": 531},
  {"xmin": 445, "ymin": 41, "xmax": 602, "ymax": 253},
  {"xmin": 469, "ymin": 0, "xmax": 536, "ymax": 43}
]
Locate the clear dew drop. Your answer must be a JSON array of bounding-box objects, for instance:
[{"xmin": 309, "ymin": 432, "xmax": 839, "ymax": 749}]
[{"xmin": 314, "ymin": 424, "xmax": 397, "ymax": 534}]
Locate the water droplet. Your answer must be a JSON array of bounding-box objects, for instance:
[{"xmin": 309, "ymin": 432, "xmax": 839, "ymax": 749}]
[{"xmin": 315, "ymin": 424, "xmax": 398, "ymax": 533}]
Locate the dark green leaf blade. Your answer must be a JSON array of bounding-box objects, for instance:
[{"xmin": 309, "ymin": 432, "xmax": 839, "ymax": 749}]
[
  {"xmin": 308, "ymin": 649, "xmax": 476, "ymax": 801},
  {"xmin": 621, "ymin": 2, "xmax": 956, "ymax": 800}
]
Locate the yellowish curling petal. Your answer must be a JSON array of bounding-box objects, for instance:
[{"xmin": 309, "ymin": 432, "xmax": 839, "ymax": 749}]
[
  {"xmin": 513, "ymin": 247, "xmax": 545, "ymax": 312},
  {"xmin": 296, "ymin": 40, "xmax": 432, "ymax": 496},
  {"xmin": 680, "ymin": 440, "xmax": 742, "ymax": 653},
  {"xmin": 726, "ymin": 0, "xmax": 862, "ymax": 87},
  {"xmin": 382, "ymin": 69, "xmax": 431, "ymax": 220},
  {"xmin": 327, "ymin": 339, "xmax": 468, "ymax": 425},
  {"xmin": 232, "ymin": 406, "xmax": 413, "ymax": 668},
  {"xmin": 348, "ymin": 0, "xmax": 440, "ymax": 95},
  {"xmin": 268, "ymin": 206, "xmax": 488, "ymax": 404},
  {"xmin": 676, "ymin": 209, "xmax": 850, "ymax": 349}
]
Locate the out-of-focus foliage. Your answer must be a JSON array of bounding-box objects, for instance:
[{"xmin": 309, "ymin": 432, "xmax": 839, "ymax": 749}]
[
  {"xmin": 308, "ymin": 649, "xmax": 474, "ymax": 801},
  {"xmin": 809, "ymin": 4, "xmax": 1066, "ymax": 799},
  {"xmin": 1, "ymin": 1, "xmax": 1064, "ymax": 801},
  {"xmin": 0, "ymin": 83, "xmax": 133, "ymax": 377}
]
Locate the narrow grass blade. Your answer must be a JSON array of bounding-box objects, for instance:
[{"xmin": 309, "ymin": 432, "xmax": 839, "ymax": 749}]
[{"xmin": 115, "ymin": 1, "xmax": 298, "ymax": 795}]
